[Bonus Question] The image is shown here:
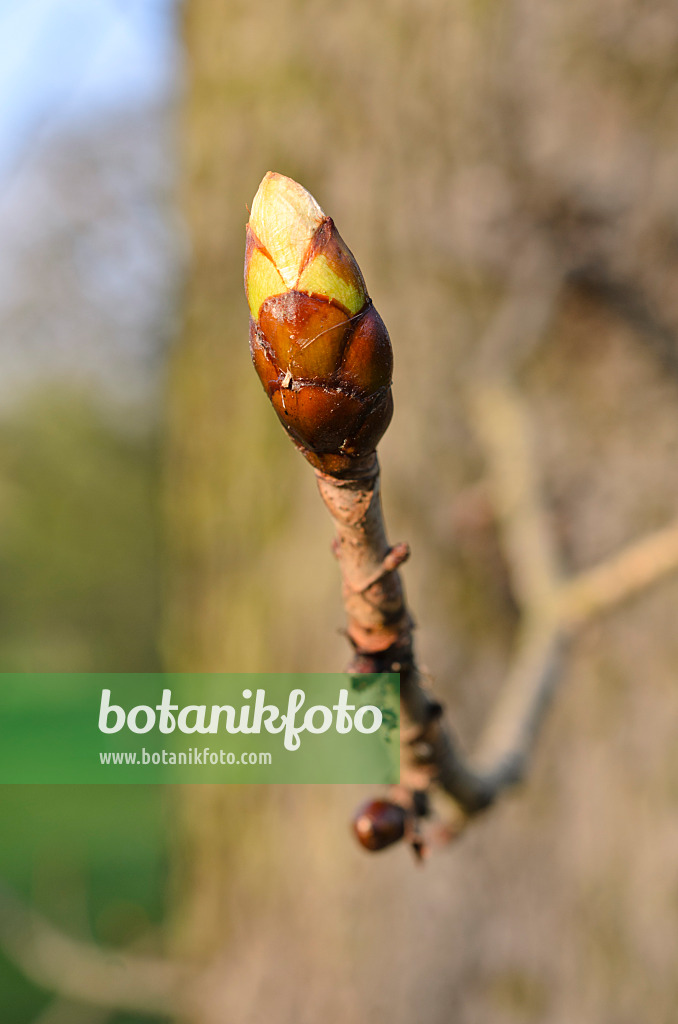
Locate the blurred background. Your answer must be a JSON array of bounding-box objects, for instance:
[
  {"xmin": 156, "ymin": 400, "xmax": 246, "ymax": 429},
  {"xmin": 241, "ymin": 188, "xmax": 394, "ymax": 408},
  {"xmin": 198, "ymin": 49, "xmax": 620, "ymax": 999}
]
[{"xmin": 2, "ymin": 0, "xmax": 678, "ymax": 1022}]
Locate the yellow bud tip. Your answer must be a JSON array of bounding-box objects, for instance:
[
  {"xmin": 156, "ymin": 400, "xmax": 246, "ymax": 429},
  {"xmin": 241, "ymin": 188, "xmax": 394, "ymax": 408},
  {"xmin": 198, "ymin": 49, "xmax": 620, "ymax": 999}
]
[{"xmin": 250, "ymin": 172, "xmax": 324, "ymax": 289}]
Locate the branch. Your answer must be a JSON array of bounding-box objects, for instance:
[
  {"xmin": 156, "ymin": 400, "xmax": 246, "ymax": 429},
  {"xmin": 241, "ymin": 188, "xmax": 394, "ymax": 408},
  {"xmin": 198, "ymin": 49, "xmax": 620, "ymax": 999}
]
[
  {"xmin": 0, "ymin": 879, "xmax": 186, "ymax": 1016},
  {"xmin": 469, "ymin": 381, "xmax": 561, "ymax": 614},
  {"xmin": 560, "ymin": 519, "xmax": 678, "ymax": 626},
  {"xmin": 332, "ymin": 268, "xmax": 678, "ymax": 850},
  {"xmin": 315, "ymin": 461, "xmax": 494, "ymax": 819},
  {"xmin": 242, "ymin": 173, "xmax": 678, "ymax": 852},
  {"xmin": 457, "ymin": 379, "xmax": 678, "ymax": 827},
  {"xmin": 474, "ymin": 623, "xmax": 567, "ymax": 779}
]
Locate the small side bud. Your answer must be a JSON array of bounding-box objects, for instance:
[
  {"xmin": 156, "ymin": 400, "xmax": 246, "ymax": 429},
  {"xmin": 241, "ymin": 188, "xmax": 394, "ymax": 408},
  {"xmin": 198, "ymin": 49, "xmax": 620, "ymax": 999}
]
[{"xmin": 353, "ymin": 799, "xmax": 407, "ymax": 852}]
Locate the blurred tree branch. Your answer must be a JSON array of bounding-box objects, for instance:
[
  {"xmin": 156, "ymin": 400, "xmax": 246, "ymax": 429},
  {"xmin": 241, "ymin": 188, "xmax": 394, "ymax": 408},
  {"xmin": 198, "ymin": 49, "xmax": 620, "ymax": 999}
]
[
  {"xmin": 346, "ymin": 264, "xmax": 678, "ymax": 848},
  {"xmin": 0, "ymin": 879, "xmax": 185, "ymax": 1017}
]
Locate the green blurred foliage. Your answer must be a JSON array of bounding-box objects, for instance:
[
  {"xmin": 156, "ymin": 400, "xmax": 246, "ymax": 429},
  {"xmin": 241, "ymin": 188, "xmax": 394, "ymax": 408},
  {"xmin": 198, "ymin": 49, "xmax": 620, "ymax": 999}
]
[
  {"xmin": 0, "ymin": 389, "xmax": 168, "ymax": 1024},
  {"xmin": 0, "ymin": 390, "xmax": 160, "ymax": 673}
]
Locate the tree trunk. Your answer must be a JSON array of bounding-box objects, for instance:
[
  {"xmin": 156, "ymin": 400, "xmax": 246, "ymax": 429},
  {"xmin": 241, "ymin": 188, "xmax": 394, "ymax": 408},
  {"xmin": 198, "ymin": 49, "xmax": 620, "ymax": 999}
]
[{"xmin": 165, "ymin": 1, "xmax": 678, "ymax": 1022}]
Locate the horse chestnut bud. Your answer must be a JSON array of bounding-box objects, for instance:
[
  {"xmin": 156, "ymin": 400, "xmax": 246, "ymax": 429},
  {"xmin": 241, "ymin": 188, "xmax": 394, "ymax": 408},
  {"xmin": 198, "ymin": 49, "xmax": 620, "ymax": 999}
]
[
  {"xmin": 245, "ymin": 172, "xmax": 393, "ymax": 474},
  {"xmin": 353, "ymin": 798, "xmax": 407, "ymax": 852}
]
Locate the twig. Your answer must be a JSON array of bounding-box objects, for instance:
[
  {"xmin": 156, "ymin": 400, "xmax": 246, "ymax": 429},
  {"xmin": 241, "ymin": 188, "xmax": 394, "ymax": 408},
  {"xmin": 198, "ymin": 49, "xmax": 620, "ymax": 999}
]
[
  {"xmin": 474, "ymin": 622, "xmax": 567, "ymax": 778},
  {"xmin": 462, "ymin": 375, "xmax": 678, "ymax": 815},
  {"xmin": 469, "ymin": 381, "xmax": 561, "ymax": 613},
  {"xmin": 323, "ymin": 263, "xmax": 678, "ymax": 848},
  {"xmin": 560, "ymin": 519, "xmax": 678, "ymax": 626},
  {"xmin": 315, "ymin": 462, "xmax": 494, "ymax": 816},
  {"xmin": 315, "ymin": 462, "xmax": 491, "ymax": 811}
]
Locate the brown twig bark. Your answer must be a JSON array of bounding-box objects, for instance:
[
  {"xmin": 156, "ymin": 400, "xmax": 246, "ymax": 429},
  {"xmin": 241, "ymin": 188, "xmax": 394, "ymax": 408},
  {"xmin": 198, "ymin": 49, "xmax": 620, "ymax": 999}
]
[
  {"xmin": 315, "ymin": 462, "xmax": 494, "ymax": 823},
  {"xmin": 315, "ymin": 265, "xmax": 678, "ymax": 850}
]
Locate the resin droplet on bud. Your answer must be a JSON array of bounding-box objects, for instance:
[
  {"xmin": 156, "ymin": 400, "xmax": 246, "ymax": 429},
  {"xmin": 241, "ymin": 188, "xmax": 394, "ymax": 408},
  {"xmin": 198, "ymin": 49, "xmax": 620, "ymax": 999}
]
[{"xmin": 245, "ymin": 172, "xmax": 393, "ymax": 474}]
